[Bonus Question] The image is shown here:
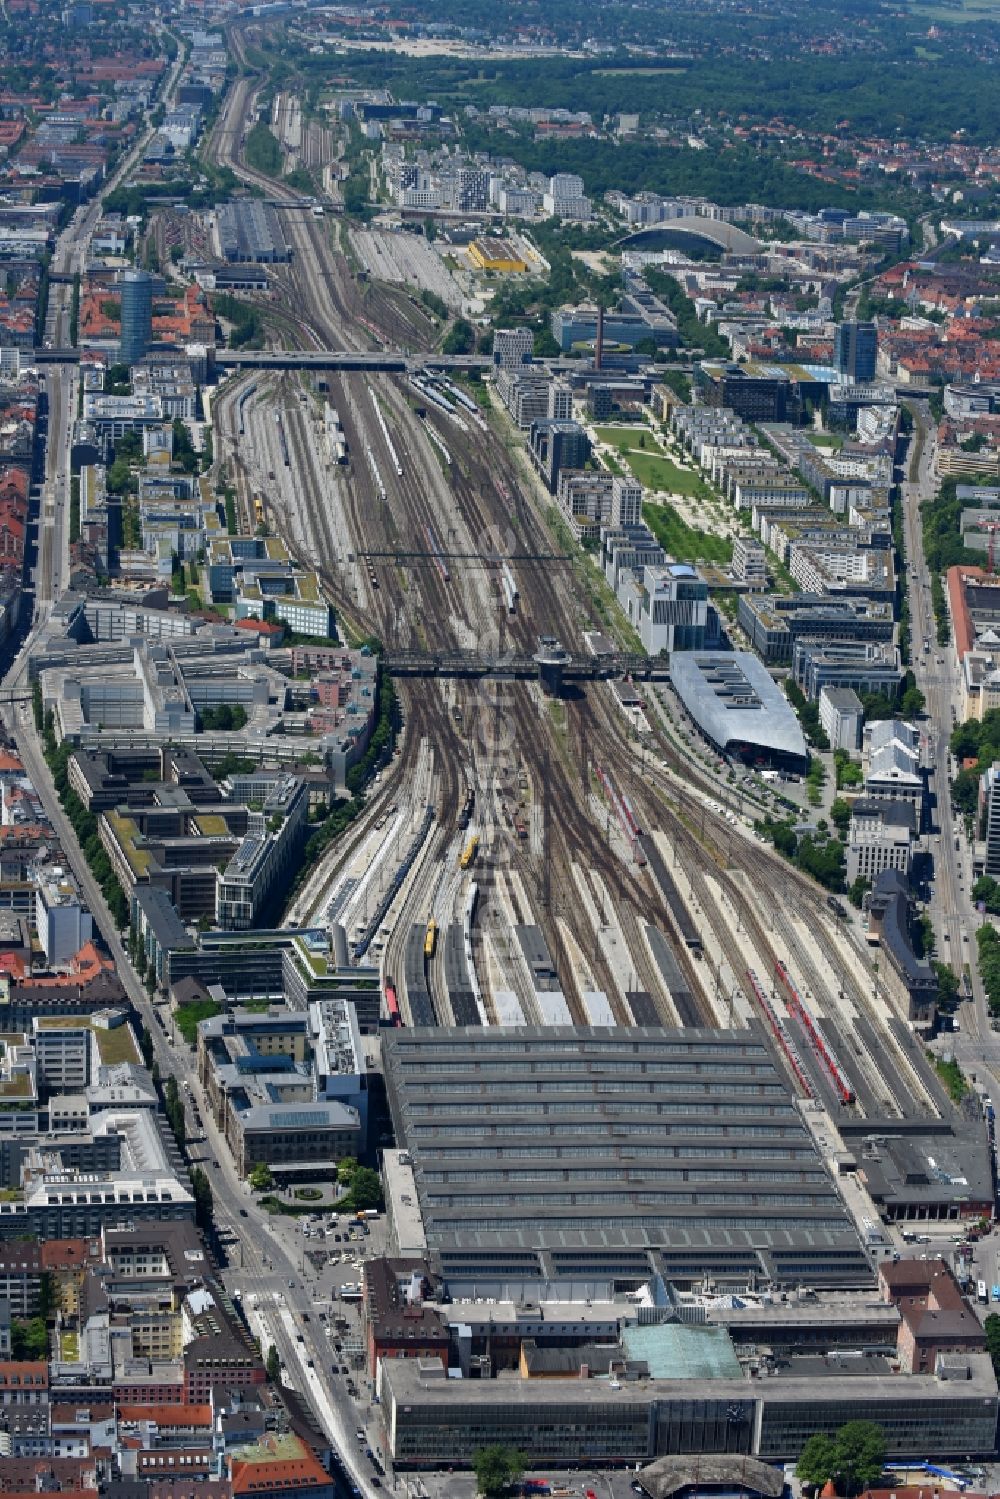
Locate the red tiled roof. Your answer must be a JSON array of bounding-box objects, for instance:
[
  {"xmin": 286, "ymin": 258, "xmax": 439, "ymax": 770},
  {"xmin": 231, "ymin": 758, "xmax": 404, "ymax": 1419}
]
[
  {"xmin": 40, "ymin": 1238, "xmax": 91, "ymax": 1270},
  {"xmin": 118, "ymin": 1403, "xmax": 212, "ymax": 1427},
  {"xmin": 235, "ymin": 618, "xmax": 283, "ymax": 635}
]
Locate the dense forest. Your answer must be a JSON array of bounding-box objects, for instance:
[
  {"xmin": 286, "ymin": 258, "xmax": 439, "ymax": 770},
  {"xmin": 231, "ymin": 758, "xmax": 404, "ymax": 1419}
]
[
  {"xmin": 278, "ymin": 36, "xmax": 1000, "ymax": 146},
  {"xmin": 334, "ymin": 0, "xmax": 989, "ymax": 58}
]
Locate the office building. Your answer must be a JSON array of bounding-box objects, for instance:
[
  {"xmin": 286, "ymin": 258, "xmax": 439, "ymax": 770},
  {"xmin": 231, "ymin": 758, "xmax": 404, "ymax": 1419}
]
[
  {"xmin": 603, "ymin": 523, "xmax": 667, "ymax": 591},
  {"xmin": 833, "ymin": 321, "xmax": 878, "ymax": 384},
  {"xmin": 738, "ymin": 593, "xmax": 896, "ymax": 665},
  {"xmin": 980, "ymin": 761, "xmax": 1000, "ymax": 877},
  {"xmin": 615, "ymin": 563, "xmax": 708, "ymax": 656},
  {"xmin": 551, "ymin": 301, "xmax": 677, "ymax": 355},
  {"xmin": 548, "ymin": 381, "xmax": 573, "ymax": 420},
  {"xmin": 697, "ymin": 363, "xmax": 793, "ymax": 423},
  {"xmin": 35, "ymin": 878, "xmax": 93, "ymax": 965},
  {"xmin": 846, "ymin": 799, "xmax": 915, "ymax": 887},
  {"xmin": 215, "ymin": 775, "xmax": 309, "ymax": 930},
  {"xmin": 863, "ymin": 719, "xmax": 924, "ymax": 821},
  {"xmin": 378, "ymin": 1348, "xmax": 998, "ymax": 1470},
  {"xmin": 496, "ymin": 368, "xmax": 552, "ymax": 428},
  {"xmin": 529, "ymin": 419, "xmax": 591, "ymax": 492},
  {"xmin": 792, "ymin": 638, "xmax": 903, "ymax": 703},
  {"xmin": 492, "ymin": 327, "xmax": 533, "ymax": 372},
  {"xmin": 118, "ymin": 269, "xmax": 153, "ymax": 366},
  {"xmin": 818, "ymin": 685, "xmax": 863, "ymax": 751},
  {"xmin": 542, "ymin": 173, "xmax": 592, "ymax": 221},
  {"xmin": 196, "ymin": 1002, "xmax": 365, "ymax": 1177}
]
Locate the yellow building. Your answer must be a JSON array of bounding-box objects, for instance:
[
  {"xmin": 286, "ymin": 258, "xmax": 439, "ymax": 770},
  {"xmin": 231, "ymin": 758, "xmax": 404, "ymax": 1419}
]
[
  {"xmin": 131, "ymin": 1308, "xmax": 184, "ymax": 1360},
  {"xmin": 469, "ymin": 237, "xmax": 530, "ymax": 273}
]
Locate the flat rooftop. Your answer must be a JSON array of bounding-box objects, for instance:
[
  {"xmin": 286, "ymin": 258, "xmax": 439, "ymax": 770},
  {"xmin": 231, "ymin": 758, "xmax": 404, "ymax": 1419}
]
[{"xmin": 381, "ymin": 1347, "xmax": 998, "ymax": 1407}]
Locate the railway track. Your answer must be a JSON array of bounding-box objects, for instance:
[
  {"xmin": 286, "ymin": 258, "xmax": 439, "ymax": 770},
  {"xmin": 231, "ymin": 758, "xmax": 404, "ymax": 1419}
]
[{"xmin": 205, "ymin": 37, "xmax": 947, "ymax": 1081}]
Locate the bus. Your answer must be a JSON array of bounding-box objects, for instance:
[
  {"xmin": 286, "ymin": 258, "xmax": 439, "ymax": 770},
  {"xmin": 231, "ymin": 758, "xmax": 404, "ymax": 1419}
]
[{"xmin": 977, "ymin": 1279, "xmax": 988, "ymax": 1304}]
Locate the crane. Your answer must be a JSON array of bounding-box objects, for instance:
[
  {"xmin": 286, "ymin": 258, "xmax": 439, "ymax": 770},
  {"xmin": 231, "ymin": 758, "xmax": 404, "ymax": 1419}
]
[{"xmin": 975, "ymin": 518, "xmax": 1000, "ymax": 576}]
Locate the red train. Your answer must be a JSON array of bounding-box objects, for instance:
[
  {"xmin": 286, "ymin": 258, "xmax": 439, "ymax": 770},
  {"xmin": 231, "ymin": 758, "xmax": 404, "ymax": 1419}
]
[
  {"xmin": 596, "ymin": 763, "xmax": 645, "ymax": 859},
  {"xmin": 745, "ymin": 968, "xmax": 813, "ymax": 1100},
  {"xmin": 384, "ymin": 983, "xmax": 402, "ymax": 1027},
  {"xmin": 774, "ymin": 960, "xmax": 855, "ymax": 1105}
]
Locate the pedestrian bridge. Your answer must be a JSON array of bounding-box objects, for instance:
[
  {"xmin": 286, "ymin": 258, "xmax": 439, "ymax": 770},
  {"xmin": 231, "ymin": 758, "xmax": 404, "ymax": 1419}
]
[{"xmin": 385, "ymin": 649, "xmax": 669, "ymax": 682}]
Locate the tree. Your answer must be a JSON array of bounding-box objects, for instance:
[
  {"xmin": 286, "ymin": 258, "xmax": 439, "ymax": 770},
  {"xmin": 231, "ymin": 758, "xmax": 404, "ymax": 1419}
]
[
  {"xmin": 347, "ymin": 1166, "xmax": 383, "ymax": 1211},
  {"xmin": 442, "ymin": 318, "xmax": 475, "ymax": 355},
  {"xmin": 796, "ymin": 1432, "xmax": 838, "ymax": 1490},
  {"xmin": 266, "ymin": 1343, "xmax": 281, "ymax": 1383},
  {"xmin": 772, "ymin": 822, "xmax": 797, "ymax": 858},
  {"xmin": 190, "ymin": 1166, "xmax": 213, "ymax": 1231},
  {"xmin": 933, "ymin": 960, "xmax": 960, "ymax": 1008},
  {"xmin": 829, "ymin": 798, "xmax": 852, "ymax": 837},
  {"xmin": 37, "ymin": 1272, "xmax": 54, "ymax": 1320},
  {"xmin": 797, "ymin": 1421, "xmax": 886, "ymax": 1495},
  {"xmin": 472, "ymin": 1444, "xmax": 526, "ymax": 1498},
  {"xmin": 985, "ymin": 1311, "xmax": 1000, "ymax": 1378},
  {"xmin": 249, "ymin": 1161, "xmax": 273, "ymax": 1192},
  {"xmin": 11, "ymin": 1317, "xmax": 48, "ymax": 1360},
  {"xmin": 900, "ymin": 682, "xmax": 926, "ymax": 717},
  {"xmin": 832, "ymin": 1420, "xmax": 887, "ymax": 1495},
  {"xmin": 163, "ymin": 1075, "xmax": 186, "ymax": 1148}
]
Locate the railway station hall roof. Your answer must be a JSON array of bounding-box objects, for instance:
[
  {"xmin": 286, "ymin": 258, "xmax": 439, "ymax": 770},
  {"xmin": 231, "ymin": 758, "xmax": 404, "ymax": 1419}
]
[{"xmin": 382, "ymin": 1027, "xmax": 870, "ymax": 1289}]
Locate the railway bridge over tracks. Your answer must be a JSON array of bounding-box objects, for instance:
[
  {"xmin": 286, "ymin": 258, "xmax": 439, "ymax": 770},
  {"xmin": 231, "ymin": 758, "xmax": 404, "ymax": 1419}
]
[{"xmin": 30, "ymin": 347, "xmax": 496, "ymax": 373}]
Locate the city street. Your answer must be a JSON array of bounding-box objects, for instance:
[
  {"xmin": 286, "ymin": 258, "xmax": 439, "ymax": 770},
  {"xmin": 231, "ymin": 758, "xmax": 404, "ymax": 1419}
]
[
  {"xmin": 0, "ymin": 37, "xmax": 384, "ymax": 1494},
  {"xmin": 899, "ymin": 410, "xmax": 1000, "ymax": 1099}
]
